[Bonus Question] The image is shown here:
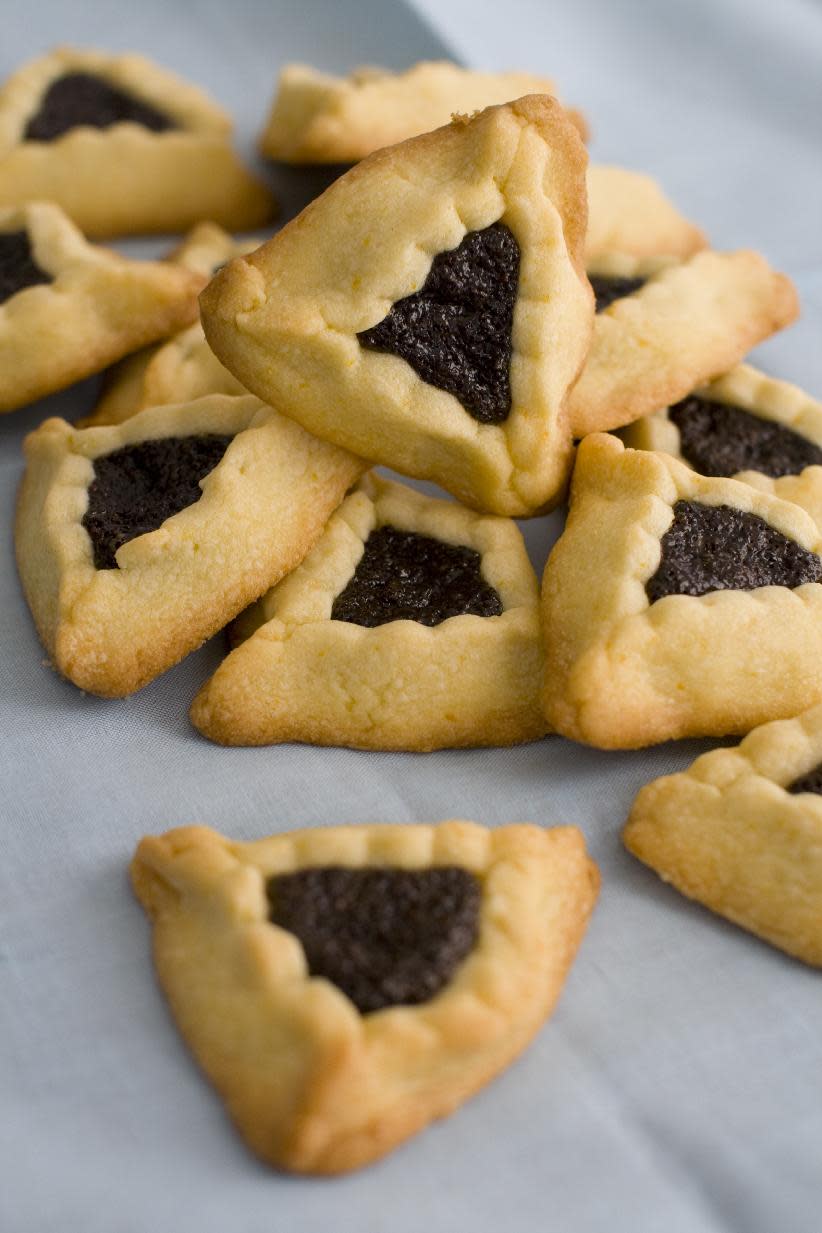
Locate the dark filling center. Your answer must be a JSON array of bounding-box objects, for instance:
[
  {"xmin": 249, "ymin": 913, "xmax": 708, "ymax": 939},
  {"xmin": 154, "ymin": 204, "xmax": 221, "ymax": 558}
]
[
  {"xmin": 330, "ymin": 524, "xmax": 503, "ymax": 627},
  {"xmin": 266, "ymin": 865, "xmax": 481, "ymax": 1014},
  {"xmin": 357, "ymin": 222, "xmax": 519, "ymax": 425},
  {"xmin": 589, "ymin": 274, "xmax": 646, "ymax": 312},
  {"xmin": 24, "ymin": 72, "xmax": 177, "ymax": 142},
  {"xmin": 670, "ymin": 394, "xmax": 822, "ymax": 480},
  {"xmin": 0, "ymin": 230, "xmax": 52, "ymax": 305},
  {"xmin": 646, "ymin": 500, "xmax": 822, "ymax": 602},
  {"xmin": 82, "ymin": 434, "xmax": 233, "ymax": 570},
  {"xmin": 787, "ymin": 763, "xmax": 822, "ymax": 795}
]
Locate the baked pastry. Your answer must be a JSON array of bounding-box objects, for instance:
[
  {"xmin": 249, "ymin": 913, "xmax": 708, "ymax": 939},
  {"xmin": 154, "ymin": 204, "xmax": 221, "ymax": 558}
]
[
  {"xmin": 82, "ymin": 223, "xmax": 259, "ymax": 428},
  {"xmin": 624, "ymin": 702, "xmax": 822, "ymax": 966},
  {"xmin": 0, "ymin": 46, "xmax": 274, "ymax": 236},
  {"xmin": 542, "ymin": 433, "xmax": 822, "ymax": 748},
  {"xmin": 259, "ymin": 60, "xmax": 587, "ymax": 162},
  {"xmin": 0, "ymin": 201, "xmax": 203, "ymax": 413},
  {"xmin": 191, "ymin": 474, "xmax": 548, "ymax": 749},
  {"xmin": 622, "ymin": 364, "xmax": 822, "ymax": 528},
  {"xmin": 585, "ymin": 165, "xmax": 706, "ymax": 264},
  {"xmin": 568, "ymin": 250, "xmax": 799, "ymax": 436},
  {"xmin": 202, "ymin": 97, "xmax": 593, "ymax": 516},
  {"xmin": 16, "ymin": 394, "xmax": 363, "ymax": 696},
  {"xmin": 131, "ymin": 818, "xmax": 599, "ymax": 1173}
]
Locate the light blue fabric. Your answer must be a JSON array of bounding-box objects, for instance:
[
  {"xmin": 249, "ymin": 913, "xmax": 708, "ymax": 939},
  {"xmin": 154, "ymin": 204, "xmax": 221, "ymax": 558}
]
[{"xmin": 1, "ymin": 2, "xmax": 820, "ymax": 1230}]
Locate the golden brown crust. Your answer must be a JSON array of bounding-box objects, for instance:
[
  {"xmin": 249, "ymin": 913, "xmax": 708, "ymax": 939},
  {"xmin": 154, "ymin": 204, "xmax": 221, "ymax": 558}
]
[
  {"xmin": 569, "ymin": 251, "xmax": 799, "ymax": 436},
  {"xmin": 542, "ymin": 433, "xmax": 822, "ymax": 748},
  {"xmin": 0, "ymin": 47, "xmax": 274, "ymax": 235},
  {"xmin": 259, "ymin": 61, "xmax": 588, "ymax": 162},
  {"xmin": 15, "ymin": 395, "xmax": 364, "ymax": 696},
  {"xmin": 624, "ymin": 703, "xmax": 822, "ymax": 965},
  {"xmin": 202, "ymin": 97, "xmax": 593, "ymax": 516},
  {"xmin": 191, "ymin": 474, "xmax": 549, "ymax": 750},
  {"xmin": 81, "ymin": 223, "xmax": 260, "ymax": 428},
  {"xmin": 131, "ymin": 819, "xmax": 599, "ymax": 1174},
  {"xmin": 622, "ymin": 364, "xmax": 822, "ymax": 528}
]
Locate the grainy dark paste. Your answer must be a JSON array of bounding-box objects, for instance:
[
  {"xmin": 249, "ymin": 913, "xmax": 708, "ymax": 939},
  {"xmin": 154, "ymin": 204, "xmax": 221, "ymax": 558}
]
[
  {"xmin": 266, "ymin": 866, "xmax": 481, "ymax": 1013},
  {"xmin": 330, "ymin": 525, "xmax": 503, "ymax": 627},
  {"xmin": 646, "ymin": 500, "xmax": 822, "ymax": 602},
  {"xmin": 786, "ymin": 764, "xmax": 822, "ymax": 796},
  {"xmin": 357, "ymin": 222, "xmax": 519, "ymax": 425},
  {"xmin": 670, "ymin": 395, "xmax": 822, "ymax": 480},
  {"xmin": 0, "ymin": 230, "xmax": 52, "ymax": 304},
  {"xmin": 82, "ymin": 434, "xmax": 233, "ymax": 570},
  {"xmin": 589, "ymin": 274, "xmax": 646, "ymax": 313},
  {"xmin": 24, "ymin": 72, "xmax": 177, "ymax": 142}
]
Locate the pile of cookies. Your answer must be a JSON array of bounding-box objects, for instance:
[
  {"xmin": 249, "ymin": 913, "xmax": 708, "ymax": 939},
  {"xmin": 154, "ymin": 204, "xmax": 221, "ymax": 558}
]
[{"xmin": 4, "ymin": 48, "xmax": 820, "ymax": 1174}]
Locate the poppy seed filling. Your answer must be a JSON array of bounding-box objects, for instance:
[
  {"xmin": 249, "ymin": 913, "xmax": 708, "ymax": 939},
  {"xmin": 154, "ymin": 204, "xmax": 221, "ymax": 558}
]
[
  {"xmin": 0, "ymin": 230, "xmax": 52, "ymax": 304},
  {"xmin": 25, "ymin": 72, "xmax": 177, "ymax": 142},
  {"xmin": 786, "ymin": 764, "xmax": 822, "ymax": 796},
  {"xmin": 266, "ymin": 865, "xmax": 481, "ymax": 1014},
  {"xmin": 82, "ymin": 434, "xmax": 233, "ymax": 570},
  {"xmin": 357, "ymin": 222, "xmax": 519, "ymax": 425},
  {"xmin": 330, "ymin": 525, "xmax": 503, "ymax": 627},
  {"xmin": 646, "ymin": 500, "xmax": 822, "ymax": 602},
  {"xmin": 589, "ymin": 274, "xmax": 646, "ymax": 312},
  {"xmin": 670, "ymin": 394, "xmax": 822, "ymax": 480}
]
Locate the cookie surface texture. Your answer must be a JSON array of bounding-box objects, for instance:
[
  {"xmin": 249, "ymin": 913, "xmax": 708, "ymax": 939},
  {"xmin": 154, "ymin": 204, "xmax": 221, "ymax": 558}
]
[
  {"xmin": 191, "ymin": 474, "xmax": 548, "ymax": 749},
  {"xmin": 15, "ymin": 395, "xmax": 364, "ymax": 696},
  {"xmin": 0, "ymin": 201, "xmax": 204, "ymax": 413},
  {"xmin": 131, "ymin": 819, "xmax": 599, "ymax": 1173},
  {"xmin": 201, "ymin": 97, "xmax": 593, "ymax": 517},
  {"xmin": 82, "ymin": 223, "xmax": 260, "ymax": 428},
  {"xmin": 259, "ymin": 60, "xmax": 587, "ymax": 162},
  {"xmin": 568, "ymin": 250, "xmax": 798, "ymax": 436},
  {"xmin": 624, "ymin": 702, "xmax": 822, "ymax": 965},
  {"xmin": 541, "ymin": 433, "xmax": 822, "ymax": 748},
  {"xmin": 584, "ymin": 165, "xmax": 707, "ymax": 264},
  {"xmin": 0, "ymin": 47, "xmax": 274, "ymax": 235},
  {"xmin": 622, "ymin": 364, "xmax": 822, "ymax": 529}
]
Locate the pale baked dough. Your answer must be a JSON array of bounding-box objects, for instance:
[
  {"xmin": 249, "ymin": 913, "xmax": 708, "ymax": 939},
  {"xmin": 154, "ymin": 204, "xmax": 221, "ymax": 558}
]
[
  {"xmin": 82, "ymin": 223, "xmax": 260, "ymax": 428},
  {"xmin": 585, "ymin": 165, "xmax": 706, "ymax": 264},
  {"xmin": 622, "ymin": 364, "xmax": 822, "ymax": 528},
  {"xmin": 202, "ymin": 97, "xmax": 592, "ymax": 517},
  {"xmin": 15, "ymin": 394, "xmax": 364, "ymax": 697},
  {"xmin": 0, "ymin": 46, "xmax": 274, "ymax": 236},
  {"xmin": 131, "ymin": 819, "xmax": 599, "ymax": 1174},
  {"xmin": 624, "ymin": 703, "xmax": 822, "ymax": 966},
  {"xmin": 569, "ymin": 251, "xmax": 799, "ymax": 436},
  {"xmin": 0, "ymin": 201, "xmax": 204, "ymax": 413},
  {"xmin": 191, "ymin": 474, "xmax": 548, "ymax": 750},
  {"xmin": 259, "ymin": 60, "xmax": 588, "ymax": 162},
  {"xmin": 542, "ymin": 433, "xmax": 822, "ymax": 748}
]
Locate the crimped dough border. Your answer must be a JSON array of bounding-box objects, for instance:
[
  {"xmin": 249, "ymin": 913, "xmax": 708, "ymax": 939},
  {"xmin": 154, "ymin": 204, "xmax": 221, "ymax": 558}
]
[
  {"xmin": 622, "ymin": 364, "xmax": 822, "ymax": 528},
  {"xmin": 202, "ymin": 97, "xmax": 592, "ymax": 517},
  {"xmin": 191, "ymin": 474, "xmax": 548, "ymax": 750},
  {"xmin": 15, "ymin": 394, "xmax": 363, "ymax": 697},
  {"xmin": 623, "ymin": 703, "xmax": 822, "ymax": 965},
  {"xmin": 542, "ymin": 433, "xmax": 822, "ymax": 748},
  {"xmin": 131, "ymin": 819, "xmax": 599, "ymax": 1173}
]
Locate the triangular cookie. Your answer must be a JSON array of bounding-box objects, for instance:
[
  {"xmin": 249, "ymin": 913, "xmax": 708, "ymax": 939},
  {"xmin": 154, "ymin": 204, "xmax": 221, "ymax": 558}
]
[
  {"xmin": 259, "ymin": 60, "xmax": 587, "ymax": 162},
  {"xmin": 191, "ymin": 474, "xmax": 548, "ymax": 749},
  {"xmin": 201, "ymin": 97, "xmax": 593, "ymax": 516},
  {"xmin": 542, "ymin": 433, "xmax": 822, "ymax": 748},
  {"xmin": 131, "ymin": 819, "xmax": 599, "ymax": 1173},
  {"xmin": 568, "ymin": 250, "xmax": 798, "ymax": 436},
  {"xmin": 624, "ymin": 702, "xmax": 822, "ymax": 966},
  {"xmin": 0, "ymin": 201, "xmax": 204, "ymax": 413},
  {"xmin": 81, "ymin": 223, "xmax": 259, "ymax": 428},
  {"xmin": 16, "ymin": 394, "xmax": 363, "ymax": 696},
  {"xmin": 0, "ymin": 47, "xmax": 274, "ymax": 236},
  {"xmin": 622, "ymin": 364, "xmax": 822, "ymax": 529}
]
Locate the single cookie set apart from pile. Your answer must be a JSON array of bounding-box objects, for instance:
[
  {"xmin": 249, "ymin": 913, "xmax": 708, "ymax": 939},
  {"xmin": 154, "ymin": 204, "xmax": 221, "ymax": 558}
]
[{"xmin": 5, "ymin": 49, "xmax": 820, "ymax": 1172}]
